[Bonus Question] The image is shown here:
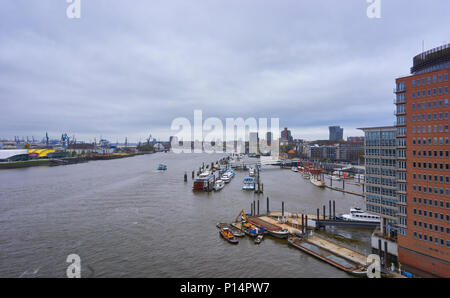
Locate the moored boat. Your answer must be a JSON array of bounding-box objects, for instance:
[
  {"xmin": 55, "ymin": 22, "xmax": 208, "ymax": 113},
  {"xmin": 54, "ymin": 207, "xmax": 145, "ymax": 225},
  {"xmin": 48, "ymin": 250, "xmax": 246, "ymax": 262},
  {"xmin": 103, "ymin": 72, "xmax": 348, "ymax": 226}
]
[
  {"xmin": 254, "ymin": 234, "xmax": 263, "ymax": 244},
  {"xmin": 242, "ymin": 176, "xmax": 255, "ymax": 190},
  {"xmin": 193, "ymin": 172, "xmax": 215, "ymax": 191},
  {"xmin": 310, "ymin": 176, "xmax": 325, "ymax": 188},
  {"xmin": 291, "ymin": 167, "xmax": 298, "ymax": 172},
  {"xmin": 268, "ymin": 229, "xmax": 290, "ymax": 239},
  {"xmin": 288, "ymin": 236, "xmax": 367, "ymax": 277},
  {"xmin": 242, "ymin": 223, "xmax": 263, "ymax": 237},
  {"xmin": 341, "ymin": 208, "xmax": 380, "ymax": 223},
  {"xmin": 219, "ymin": 227, "xmax": 239, "ymax": 244},
  {"xmin": 213, "ymin": 179, "xmax": 225, "ymax": 191},
  {"xmin": 216, "ymin": 223, "xmax": 245, "ymax": 237},
  {"xmin": 221, "ymin": 172, "xmax": 232, "ymax": 183}
]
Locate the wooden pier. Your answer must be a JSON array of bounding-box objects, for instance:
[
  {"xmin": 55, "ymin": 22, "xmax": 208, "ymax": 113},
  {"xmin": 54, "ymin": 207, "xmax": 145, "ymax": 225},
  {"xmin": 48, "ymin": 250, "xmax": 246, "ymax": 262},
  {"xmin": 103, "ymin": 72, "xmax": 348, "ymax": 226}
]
[{"xmin": 324, "ymin": 184, "xmax": 365, "ymax": 197}]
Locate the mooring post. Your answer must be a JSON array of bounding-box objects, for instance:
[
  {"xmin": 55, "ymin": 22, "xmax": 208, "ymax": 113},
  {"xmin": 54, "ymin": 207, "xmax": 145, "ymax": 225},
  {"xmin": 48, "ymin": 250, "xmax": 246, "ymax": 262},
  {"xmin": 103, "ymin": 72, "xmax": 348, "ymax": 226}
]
[
  {"xmin": 257, "ymin": 200, "xmax": 260, "ymax": 216},
  {"xmin": 333, "ymin": 200, "xmax": 336, "ymax": 219},
  {"xmin": 305, "ymin": 215, "xmax": 308, "ymax": 231},
  {"xmin": 330, "ymin": 176, "xmax": 333, "ymax": 187},
  {"xmin": 282, "ymin": 201, "xmax": 284, "ymax": 217},
  {"xmin": 267, "ymin": 197, "xmax": 269, "ymax": 215},
  {"xmin": 251, "ymin": 202, "xmax": 253, "ymax": 216},
  {"xmin": 323, "ymin": 205, "xmax": 326, "ymax": 220},
  {"xmin": 301, "ymin": 214, "xmax": 305, "ymax": 233},
  {"xmin": 316, "ymin": 208, "xmax": 320, "ymax": 229},
  {"xmin": 184, "ymin": 172, "xmax": 187, "ymax": 182},
  {"xmin": 378, "ymin": 239, "xmax": 383, "ymax": 266},
  {"xmin": 384, "ymin": 241, "xmax": 388, "ymax": 268},
  {"xmin": 329, "ymin": 200, "xmax": 332, "ymax": 219},
  {"xmin": 343, "ymin": 178, "xmax": 345, "ymax": 190},
  {"xmin": 192, "ymin": 171, "xmax": 194, "ymax": 179}
]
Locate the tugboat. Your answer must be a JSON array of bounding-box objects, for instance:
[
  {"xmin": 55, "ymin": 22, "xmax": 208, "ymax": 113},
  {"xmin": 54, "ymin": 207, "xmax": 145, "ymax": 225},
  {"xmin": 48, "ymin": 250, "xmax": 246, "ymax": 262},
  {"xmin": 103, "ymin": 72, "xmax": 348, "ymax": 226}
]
[
  {"xmin": 157, "ymin": 164, "xmax": 167, "ymax": 171},
  {"xmin": 219, "ymin": 227, "xmax": 239, "ymax": 244}
]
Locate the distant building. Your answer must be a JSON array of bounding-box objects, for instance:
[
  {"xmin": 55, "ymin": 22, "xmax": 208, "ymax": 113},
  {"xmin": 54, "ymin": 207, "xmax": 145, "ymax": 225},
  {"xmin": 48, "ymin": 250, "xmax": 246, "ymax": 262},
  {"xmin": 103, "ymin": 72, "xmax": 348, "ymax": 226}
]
[
  {"xmin": 281, "ymin": 127, "xmax": 293, "ymax": 144},
  {"xmin": 329, "ymin": 126, "xmax": 343, "ymax": 141},
  {"xmin": 360, "ymin": 126, "xmax": 397, "ymax": 235},
  {"xmin": 360, "ymin": 126, "xmax": 399, "ymax": 267},
  {"xmin": 266, "ymin": 131, "xmax": 272, "ymax": 146},
  {"xmin": 347, "ymin": 136, "xmax": 365, "ymax": 143},
  {"xmin": 337, "ymin": 140, "xmax": 364, "ymax": 163}
]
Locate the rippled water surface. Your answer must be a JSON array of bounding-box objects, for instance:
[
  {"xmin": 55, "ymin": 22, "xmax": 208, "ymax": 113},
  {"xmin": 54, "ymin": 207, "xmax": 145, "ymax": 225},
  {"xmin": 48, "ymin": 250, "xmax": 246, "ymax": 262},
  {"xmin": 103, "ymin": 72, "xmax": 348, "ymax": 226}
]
[{"xmin": 0, "ymin": 153, "xmax": 371, "ymax": 277}]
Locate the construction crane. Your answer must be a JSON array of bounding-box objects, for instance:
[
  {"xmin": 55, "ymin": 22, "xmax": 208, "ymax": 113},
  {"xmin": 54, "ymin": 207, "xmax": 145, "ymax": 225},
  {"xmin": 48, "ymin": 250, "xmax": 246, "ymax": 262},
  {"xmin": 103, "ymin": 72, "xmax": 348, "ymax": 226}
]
[{"xmin": 235, "ymin": 209, "xmax": 248, "ymax": 223}]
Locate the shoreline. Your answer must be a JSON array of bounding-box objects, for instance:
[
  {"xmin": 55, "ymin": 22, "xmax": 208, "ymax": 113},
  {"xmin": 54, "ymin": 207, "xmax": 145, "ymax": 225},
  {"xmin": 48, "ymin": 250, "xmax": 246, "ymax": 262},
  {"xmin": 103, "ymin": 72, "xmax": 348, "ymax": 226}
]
[{"xmin": 0, "ymin": 151, "xmax": 155, "ymax": 170}]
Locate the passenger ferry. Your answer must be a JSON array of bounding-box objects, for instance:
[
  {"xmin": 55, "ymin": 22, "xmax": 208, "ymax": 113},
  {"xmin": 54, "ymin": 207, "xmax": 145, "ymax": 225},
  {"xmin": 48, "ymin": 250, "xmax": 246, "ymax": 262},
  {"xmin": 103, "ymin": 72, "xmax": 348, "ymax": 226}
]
[
  {"xmin": 341, "ymin": 208, "xmax": 380, "ymax": 223},
  {"xmin": 192, "ymin": 171, "xmax": 215, "ymax": 191},
  {"xmin": 242, "ymin": 176, "xmax": 255, "ymax": 190}
]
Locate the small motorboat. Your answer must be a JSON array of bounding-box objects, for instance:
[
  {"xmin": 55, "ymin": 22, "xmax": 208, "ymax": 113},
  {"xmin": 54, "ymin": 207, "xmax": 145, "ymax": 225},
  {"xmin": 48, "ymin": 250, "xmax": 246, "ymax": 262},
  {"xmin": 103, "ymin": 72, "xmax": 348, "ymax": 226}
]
[
  {"xmin": 254, "ymin": 234, "xmax": 263, "ymax": 244},
  {"xmin": 242, "ymin": 176, "xmax": 255, "ymax": 190},
  {"xmin": 219, "ymin": 227, "xmax": 238, "ymax": 244},
  {"xmin": 214, "ymin": 179, "xmax": 225, "ymax": 191},
  {"xmin": 291, "ymin": 167, "xmax": 298, "ymax": 172},
  {"xmin": 221, "ymin": 172, "xmax": 232, "ymax": 183},
  {"xmin": 268, "ymin": 229, "xmax": 290, "ymax": 239},
  {"xmin": 157, "ymin": 164, "xmax": 167, "ymax": 171}
]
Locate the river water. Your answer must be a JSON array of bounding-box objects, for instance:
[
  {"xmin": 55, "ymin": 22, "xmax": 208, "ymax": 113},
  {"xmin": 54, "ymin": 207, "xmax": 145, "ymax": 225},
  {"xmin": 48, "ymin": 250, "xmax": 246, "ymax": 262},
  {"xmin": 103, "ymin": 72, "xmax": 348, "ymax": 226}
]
[{"xmin": 0, "ymin": 152, "xmax": 371, "ymax": 277}]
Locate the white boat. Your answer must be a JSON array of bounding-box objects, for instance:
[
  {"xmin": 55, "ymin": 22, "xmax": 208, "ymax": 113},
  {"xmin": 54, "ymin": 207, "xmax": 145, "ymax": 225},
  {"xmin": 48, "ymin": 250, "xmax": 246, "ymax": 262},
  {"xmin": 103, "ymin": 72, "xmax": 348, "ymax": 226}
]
[
  {"xmin": 341, "ymin": 208, "xmax": 380, "ymax": 223},
  {"xmin": 310, "ymin": 176, "xmax": 325, "ymax": 188},
  {"xmin": 199, "ymin": 171, "xmax": 211, "ymax": 178},
  {"xmin": 221, "ymin": 172, "xmax": 232, "ymax": 183},
  {"xmin": 249, "ymin": 168, "xmax": 255, "ymax": 177},
  {"xmin": 242, "ymin": 176, "xmax": 255, "ymax": 190},
  {"xmin": 213, "ymin": 179, "xmax": 225, "ymax": 191},
  {"xmin": 291, "ymin": 167, "xmax": 298, "ymax": 172},
  {"xmin": 268, "ymin": 229, "xmax": 290, "ymax": 238}
]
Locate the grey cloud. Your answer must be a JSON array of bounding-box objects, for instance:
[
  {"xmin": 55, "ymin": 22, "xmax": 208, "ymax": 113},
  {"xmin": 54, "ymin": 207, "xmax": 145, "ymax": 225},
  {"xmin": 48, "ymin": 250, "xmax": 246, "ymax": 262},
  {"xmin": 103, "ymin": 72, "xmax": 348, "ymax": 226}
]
[{"xmin": 1, "ymin": 0, "xmax": 449, "ymax": 142}]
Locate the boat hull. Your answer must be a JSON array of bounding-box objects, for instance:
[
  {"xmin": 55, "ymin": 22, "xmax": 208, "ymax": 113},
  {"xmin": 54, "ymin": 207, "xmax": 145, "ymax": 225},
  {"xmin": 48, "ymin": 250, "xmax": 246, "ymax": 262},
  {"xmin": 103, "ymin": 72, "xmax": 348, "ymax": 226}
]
[
  {"xmin": 268, "ymin": 230, "xmax": 289, "ymax": 239},
  {"xmin": 219, "ymin": 231, "xmax": 238, "ymax": 244}
]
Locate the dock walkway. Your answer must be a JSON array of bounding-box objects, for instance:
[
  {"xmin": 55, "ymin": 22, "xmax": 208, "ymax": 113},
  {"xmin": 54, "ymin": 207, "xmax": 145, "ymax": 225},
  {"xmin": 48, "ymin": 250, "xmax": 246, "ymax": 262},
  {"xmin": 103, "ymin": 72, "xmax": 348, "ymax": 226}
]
[{"xmin": 307, "ymin": 235, "xmax": 367, "ymax": 266}]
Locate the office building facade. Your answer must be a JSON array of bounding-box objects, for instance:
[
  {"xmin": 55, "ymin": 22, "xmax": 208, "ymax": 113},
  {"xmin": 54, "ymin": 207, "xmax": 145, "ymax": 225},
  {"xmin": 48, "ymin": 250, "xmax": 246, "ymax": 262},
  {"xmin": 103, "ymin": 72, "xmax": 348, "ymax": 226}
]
[{"xmin": 394, "ymin": 43, "xmax": 450, "ymax": 277}]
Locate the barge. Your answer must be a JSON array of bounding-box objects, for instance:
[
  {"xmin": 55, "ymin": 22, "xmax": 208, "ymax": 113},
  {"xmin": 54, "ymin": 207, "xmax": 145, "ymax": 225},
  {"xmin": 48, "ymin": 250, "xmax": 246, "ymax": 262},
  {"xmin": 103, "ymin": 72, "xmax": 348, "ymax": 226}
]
[{"xmin": 288, "ymin": 236, "xmax": 367, "ymax": 277}]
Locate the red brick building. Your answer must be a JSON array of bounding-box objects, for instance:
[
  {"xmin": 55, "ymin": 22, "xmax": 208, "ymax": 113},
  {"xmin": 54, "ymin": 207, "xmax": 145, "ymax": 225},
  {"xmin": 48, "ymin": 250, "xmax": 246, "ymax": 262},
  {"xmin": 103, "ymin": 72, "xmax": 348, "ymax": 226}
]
[{"xmin": 394, "ymin": 44, "xmax": 450, "ymax": 277}]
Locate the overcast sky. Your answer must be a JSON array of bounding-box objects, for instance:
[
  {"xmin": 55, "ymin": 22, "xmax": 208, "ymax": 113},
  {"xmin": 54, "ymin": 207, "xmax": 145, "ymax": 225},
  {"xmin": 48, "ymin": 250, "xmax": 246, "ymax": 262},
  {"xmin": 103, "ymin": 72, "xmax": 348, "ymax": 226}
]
[{"xmin": 1, "ymin": 0, "xmax": 449, "ymax": 142}]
